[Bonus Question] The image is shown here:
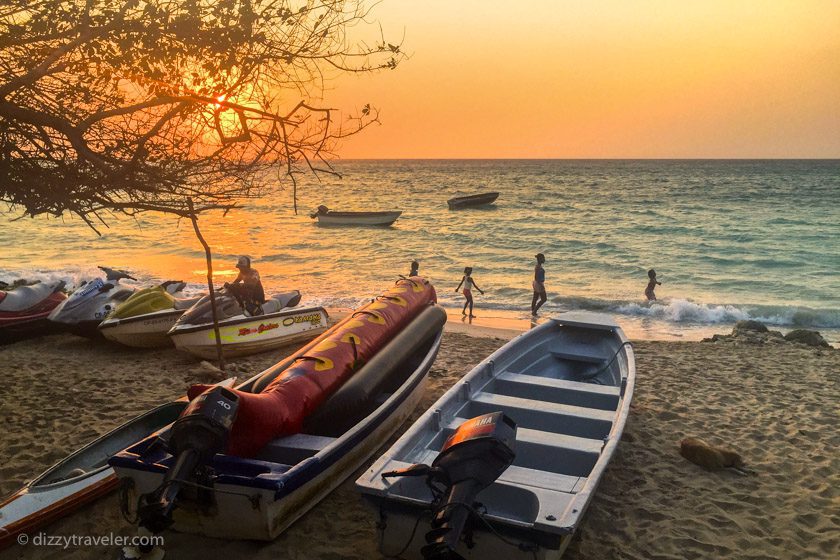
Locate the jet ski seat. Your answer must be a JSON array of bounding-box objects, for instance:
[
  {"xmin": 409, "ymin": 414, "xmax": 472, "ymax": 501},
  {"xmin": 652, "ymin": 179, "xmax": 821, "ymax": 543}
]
[
  {"xmin": 258, "ymin": 291, "xmax": 302, "ymax": 315},
  {"xmin": 0, "ymin": 282, "xmax": 62, "ymax": 312},
  {"xmin": 172, "ymin": 296, "xmax": 203, "ymax": 310}
]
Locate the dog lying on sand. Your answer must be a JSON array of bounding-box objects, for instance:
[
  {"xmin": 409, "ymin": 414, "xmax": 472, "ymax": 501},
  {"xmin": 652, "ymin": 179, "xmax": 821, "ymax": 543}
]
[{"xmin": 679, "ymin": 437, "xmax": 756, "ymax": 476}]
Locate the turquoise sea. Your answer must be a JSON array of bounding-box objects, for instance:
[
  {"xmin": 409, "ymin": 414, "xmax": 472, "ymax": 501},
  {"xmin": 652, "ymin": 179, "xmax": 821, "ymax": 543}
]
[{"xmin": 2, "ymin": 160, "xmax": 838, "ymax": 342}]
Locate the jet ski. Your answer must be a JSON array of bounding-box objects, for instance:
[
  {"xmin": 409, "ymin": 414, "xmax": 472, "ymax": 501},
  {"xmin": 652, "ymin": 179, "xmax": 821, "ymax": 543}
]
[
  {"xmin": 48, "ymin": 267, "xmax": 184, "ymax": 338},
  {"xmin": 167, "ymin": 286, "xmax": 329, "ymax": 359},
  {"xmin": 98, "ymin": 282, "xmax": 202, "ymax": 348},
  {"xmin": 0, "ymin": 280, "xmax": 67, "ymax": 344}
]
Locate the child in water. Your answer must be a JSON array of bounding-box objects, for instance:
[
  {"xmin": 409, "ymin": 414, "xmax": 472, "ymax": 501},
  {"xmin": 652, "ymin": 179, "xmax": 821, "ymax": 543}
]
[
  {"xmin": 409, "ymin": 260, "xmax": 419, "ymax": 277},
  {"xmin": 455, "ymin": 266, "xmax": 484, "ymax": 318},
  {"xmin": 645, "ymin": 269, "xmax": 662, "ymax": 301}
]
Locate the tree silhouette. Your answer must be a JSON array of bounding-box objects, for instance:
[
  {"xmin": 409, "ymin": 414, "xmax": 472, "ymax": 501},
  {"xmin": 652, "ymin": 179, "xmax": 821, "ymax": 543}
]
[{"xmin": 0, "ymin": 0, "xmax": 403, "ymax": 232}]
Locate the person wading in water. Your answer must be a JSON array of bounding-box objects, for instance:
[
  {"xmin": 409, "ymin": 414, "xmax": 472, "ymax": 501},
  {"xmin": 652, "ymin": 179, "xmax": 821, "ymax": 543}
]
[{"xmin": 531, "ymin": 253, "xmax": 547, "ymax": 316}]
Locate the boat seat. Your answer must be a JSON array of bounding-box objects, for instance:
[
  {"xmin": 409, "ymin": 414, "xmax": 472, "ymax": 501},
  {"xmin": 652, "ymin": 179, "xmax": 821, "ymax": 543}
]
[
  {"xmin": 498, "ymin": 465, "xmax": 581, "ymax": 494},
  {"xmin": 548, "ymin": 351, "xmax": 608, "ymax": 364},
  {"xmin": 466, "ymin": 392, "xmax": 614, "ymax": 439},
  {"xmin": 0, "ymin": 282, "xmax": 57, "ymax": 311},
  {"xmin": 444, "ymin": 417, "xmax": 603, "ymax": 477},
  {"xmin": 493, "ymin": 371, "xmax": 620, "ymax": 410},
  {"xmin": 255, "ymin": 433, "xmax": 336, "ymax": 464}
]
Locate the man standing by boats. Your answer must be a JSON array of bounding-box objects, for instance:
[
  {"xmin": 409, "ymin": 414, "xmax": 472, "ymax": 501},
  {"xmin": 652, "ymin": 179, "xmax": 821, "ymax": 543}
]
[
  {"xmin": 230, "ymin": 256, "xmax": 265, "ymax": 315},
  {"xmin": 531, "ymin": 253, "xmax": 547, "ymax": 316}
]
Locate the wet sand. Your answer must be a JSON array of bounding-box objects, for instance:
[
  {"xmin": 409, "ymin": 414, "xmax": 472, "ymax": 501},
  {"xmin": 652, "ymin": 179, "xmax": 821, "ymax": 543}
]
[{"xmin": 1, "ymin": 328, "xmax": 838, "ymax": 560}]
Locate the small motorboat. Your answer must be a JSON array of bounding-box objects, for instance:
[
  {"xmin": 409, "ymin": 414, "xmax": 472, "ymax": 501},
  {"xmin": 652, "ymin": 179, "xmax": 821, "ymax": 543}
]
[
  {"xmin": 0, "ymin": 280, "xmax": 67, "ymax": 344},
  {"xmin": 356, "ymin": 312, "xmax": 635, "ymax": 560},
  {"xmin": 167, "ymin": 287, "xmax": 328, "ymax": 359},
  {"xmin": 447, "ymin": 191, "xmax": 499, "ymax": 210},
  {"xmin": 98, "ymin": 282, "xmax": 202, "ymax": 348},
  {"xmin": 110, "ymin": 278, "xmax": 445, "ymax": 547},
  {"xmin": 309, "ymin": 205, "xmax": 402, "ymax": 226},
  {"xmin": 47, "ymin": 267, "xmax": 139, "ymax": 337},
  {"xmin": 0, "ymin": 377, "xmax": 236, "ymax": 551}
]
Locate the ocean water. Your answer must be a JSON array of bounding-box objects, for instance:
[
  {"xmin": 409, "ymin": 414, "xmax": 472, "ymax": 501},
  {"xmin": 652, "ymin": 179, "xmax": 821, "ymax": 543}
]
[{"xmin": 2, "ymin": 160, "xmax": 838, "ymax": 342}]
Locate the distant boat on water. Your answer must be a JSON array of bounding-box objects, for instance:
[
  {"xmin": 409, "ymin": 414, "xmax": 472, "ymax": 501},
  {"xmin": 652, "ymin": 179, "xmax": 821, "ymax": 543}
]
[
  {"xmin": 447, "ymin": 191, "xmax": 499, "ymax": 210},
  {"xmin": 309, "ymin": 205, "xmax": 402, "ymax": 226}
]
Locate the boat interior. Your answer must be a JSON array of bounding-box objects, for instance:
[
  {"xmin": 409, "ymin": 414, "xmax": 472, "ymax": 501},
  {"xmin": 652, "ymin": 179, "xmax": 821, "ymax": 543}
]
[
  {"xmin": 373, "ymin": 319, "xmax": 632, "ymax": 525},
  {"xmin": 35, "ymin": 404, "xmax": 186, "ymax": 487}
]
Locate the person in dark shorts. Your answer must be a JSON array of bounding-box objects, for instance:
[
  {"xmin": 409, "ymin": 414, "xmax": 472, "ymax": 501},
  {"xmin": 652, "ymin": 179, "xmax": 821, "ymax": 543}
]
[
  {"xmin": 531, "ymin": 253, "xmax": 547, "ymax": 316},
  {"xmin": 230, "ymin": 256, "xmax": 266, "ymax": 315},
  {"xmin": 455, "ymin": 266, "xmax": 484, "ymax": 318}
]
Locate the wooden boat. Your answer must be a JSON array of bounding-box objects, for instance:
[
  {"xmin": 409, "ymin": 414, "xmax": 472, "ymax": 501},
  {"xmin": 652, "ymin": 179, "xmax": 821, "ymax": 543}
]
[
  {"xmin": 447, "ymin": 191, "xmax": 499, "ymax": 210},
  {"xmin": 167, "ymin": 289, "xmax": 328, "ymax": 359},
  {"xmin": 0, "ymin": 402, "xmax": 187, "ymax": 549},
  {"xmin": 111, "ymin": 286, "xmax": 447, "ymax": 542},
  {"xmin": 309, "ymin": 205, "xmax": 402, "ymax": 226},
  {"xmin": 356, "ymin": 312, "xmax": 635, "ymax": 560}
]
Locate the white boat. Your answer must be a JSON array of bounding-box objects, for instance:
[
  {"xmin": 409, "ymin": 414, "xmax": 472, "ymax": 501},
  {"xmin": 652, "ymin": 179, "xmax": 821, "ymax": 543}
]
[
  {"xmin": 309, "ymin": 205, "xmax": 402, "ymax": 226},
  {"xmin": 167, "ymin": 289, "xmax": 328, "ymax": 359},
  {"xmin": 98, "ymin": 284, "xmax": 202, "ymax": 348},
  {"xmin": 356, "ymin": 312, "xmax": 635, "ymax": 560},
  {"xmin": 111, "ymin": 303, "xmax": 447, "ymax": 542}
]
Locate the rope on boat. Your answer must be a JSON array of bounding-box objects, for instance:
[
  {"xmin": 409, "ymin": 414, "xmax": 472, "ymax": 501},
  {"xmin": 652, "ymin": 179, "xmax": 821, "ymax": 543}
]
[{"xmin": 581, "ymin": 340, "xmax": 634, "ymax": 384}]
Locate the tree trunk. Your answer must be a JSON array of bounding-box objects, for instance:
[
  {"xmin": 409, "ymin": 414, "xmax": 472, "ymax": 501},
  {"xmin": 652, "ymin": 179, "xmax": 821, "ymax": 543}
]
[{"xmin": 187, "ymin": 199, "xmax": 225, "ymax": 371}]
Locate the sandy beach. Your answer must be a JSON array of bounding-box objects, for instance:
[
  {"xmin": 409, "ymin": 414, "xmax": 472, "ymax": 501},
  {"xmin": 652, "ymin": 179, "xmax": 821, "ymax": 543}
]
[{"xmin": 1, "ymin": 325, "xmax": 837, "ymax": 560}]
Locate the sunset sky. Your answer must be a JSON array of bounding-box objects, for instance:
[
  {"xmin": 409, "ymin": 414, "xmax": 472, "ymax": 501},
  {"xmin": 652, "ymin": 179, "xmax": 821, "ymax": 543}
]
[{"xmin": 325, "ymin": 1, "xmax": 840, "ymax": 159}]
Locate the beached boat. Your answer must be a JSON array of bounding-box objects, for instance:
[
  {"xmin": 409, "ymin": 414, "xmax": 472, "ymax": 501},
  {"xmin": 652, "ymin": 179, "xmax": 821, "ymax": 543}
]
[
  {"xmin": 309, "ymin": 205, "xmax": 402, "ymax": 226},
  {"xmin": 0, "ymin": 280, "xmax": 66, "ymax": 344},
  {"xmin": 447, "ymin": 191, "xmax": 499, "ymax": 210},
  {"xmin": 0, "ymin": 397, "xmax": 204, "ymax": 550},
  {"xmin": 110, "ymin": 280, "xmax": 445, "ymax": 544},
  {"xmin": 167, "ymin": 289, "xmax": 328, "ymax": 359},
  {"xmin": 98, "ymin": 283, "xmax": 202, "ymax": 348},
  {"xmin": 356, "ymin": 311, "xmax": 635, "ymax": 560}
]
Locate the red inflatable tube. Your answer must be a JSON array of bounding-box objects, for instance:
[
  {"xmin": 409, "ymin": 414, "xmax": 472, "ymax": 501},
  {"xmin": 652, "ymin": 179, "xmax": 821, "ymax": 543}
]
[{"xmin": 187, "ymin": 277, "xmax": 437, "ymax": 457}]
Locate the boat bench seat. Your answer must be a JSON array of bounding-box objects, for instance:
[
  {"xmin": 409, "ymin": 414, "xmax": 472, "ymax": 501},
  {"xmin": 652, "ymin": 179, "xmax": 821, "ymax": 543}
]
[
  {"xmin": 444, "ymin": 417, "xmax": 604, "ymax": 477},
  {"xmin": 256, "ymin": 433, "xmax": 336, "ymax": 464},
  {"xmin": 548, "ymin": 351, "xmax": 607, "ymax": 364},
  {"xmin": 494, "ymin": 371, "xmax": 620, "ymax": 410},
  {"xmin": 466, "ymin": 392, "xmax": 614, "ymax": 440},
  {"xmin": 498, "ymin": 464, "xmax": 581, "ymax": 494}
]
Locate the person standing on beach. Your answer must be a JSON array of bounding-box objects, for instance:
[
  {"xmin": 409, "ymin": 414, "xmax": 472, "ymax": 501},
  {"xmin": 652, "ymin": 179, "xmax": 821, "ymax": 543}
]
[
  {"xmin": 645, "ymin": 269, "xmax": 662, "ymax": 301},
  {"xmin": 409, "ymin": 260, "xmax": 419, "ymax": 277},
  {"xmin": 531, "ymin": 253, "xmax": 547, "ymax": 316},
  {"xmin": 455, "ymin": 266, "xmax": 484, "ymax": 318}
]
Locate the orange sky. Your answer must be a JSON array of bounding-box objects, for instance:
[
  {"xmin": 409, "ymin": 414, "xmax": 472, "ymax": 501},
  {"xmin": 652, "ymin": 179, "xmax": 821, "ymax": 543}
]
[{"xmin": 321, "ymin": 1, "xmax": 840, "ymax": 158}]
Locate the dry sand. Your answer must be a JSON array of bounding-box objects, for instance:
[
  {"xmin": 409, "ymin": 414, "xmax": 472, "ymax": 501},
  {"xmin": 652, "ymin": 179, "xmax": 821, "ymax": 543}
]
[{"xmin": 1, "ymin": 329, "xmax": 838, "ymax": 560}]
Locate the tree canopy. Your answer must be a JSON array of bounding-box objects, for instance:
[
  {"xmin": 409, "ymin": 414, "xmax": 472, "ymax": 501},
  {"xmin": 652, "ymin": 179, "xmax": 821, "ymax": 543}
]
[{"xmin": 0, "ymin": 0, "xmax": 403, "ymax": 231}]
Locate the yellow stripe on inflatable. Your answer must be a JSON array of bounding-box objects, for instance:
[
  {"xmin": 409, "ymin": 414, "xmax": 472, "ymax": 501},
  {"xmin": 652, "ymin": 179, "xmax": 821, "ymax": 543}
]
[
  {"xmin": 314, "ymin": 357, "xmax": 334, "ymax": 371},
  {"xmin": 341, "ymin": 332, "xmax": 361, "ymax": 344}
]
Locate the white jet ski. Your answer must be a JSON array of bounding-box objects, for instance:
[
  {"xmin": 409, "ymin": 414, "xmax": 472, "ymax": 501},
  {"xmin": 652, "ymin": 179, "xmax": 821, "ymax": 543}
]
[
  {"xmin": 98, "ymin": 282, "xmax": 202, "ymax": 348},
  {"xmin": 167, "ymin": 287, "xmax": 329, "ymax": 359}
]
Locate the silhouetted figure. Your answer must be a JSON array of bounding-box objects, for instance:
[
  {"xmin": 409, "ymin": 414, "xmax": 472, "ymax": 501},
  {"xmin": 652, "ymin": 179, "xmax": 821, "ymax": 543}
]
[
  {"xmin": 230, "ymin": 255, "xmax": 265, "ymax": 315},
  {"xmin": 409, "ymin": 260, "xmax": 419, "ymax": 277},
  {"xmin": 455, "ymin": 266, "xmax": 484, "ymax": 318},
  {"xmin": 531, "ymin": 253, "xmax": 547, "ymax": 315},
  {"xmin": 645, "ymin": 269, "xmax": 662, "ymax": 301}
]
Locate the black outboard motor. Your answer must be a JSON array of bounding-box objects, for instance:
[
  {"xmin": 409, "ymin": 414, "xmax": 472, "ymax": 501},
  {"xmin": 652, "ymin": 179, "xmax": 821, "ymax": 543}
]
[
  {"xmin": 383, "ymin": 412, "xmax": 517, "ymax": 560},
  {"xmin": 137, "ymin": 386, "xmax": 239, "ymax": 536}
]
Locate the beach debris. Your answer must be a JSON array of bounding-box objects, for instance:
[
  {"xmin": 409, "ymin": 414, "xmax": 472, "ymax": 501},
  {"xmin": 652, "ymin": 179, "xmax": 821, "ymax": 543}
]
[
  {"xmin": 782, "ymin": 329, "xmax": 830, "ymax": 348},
  {"xmin": 679, "ymin": 437, "xmax": 755, "ymax": 476}
]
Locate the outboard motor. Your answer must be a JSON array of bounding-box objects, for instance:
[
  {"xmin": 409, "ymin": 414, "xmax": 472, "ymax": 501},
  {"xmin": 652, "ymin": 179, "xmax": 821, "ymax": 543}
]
[
  {"xmin": 383, "ymin": 412, "xmax": 517, "ymax": 560},
  {"xmin": 137, "ymin": 386, "xmax": 239, "ymax": 536}
]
